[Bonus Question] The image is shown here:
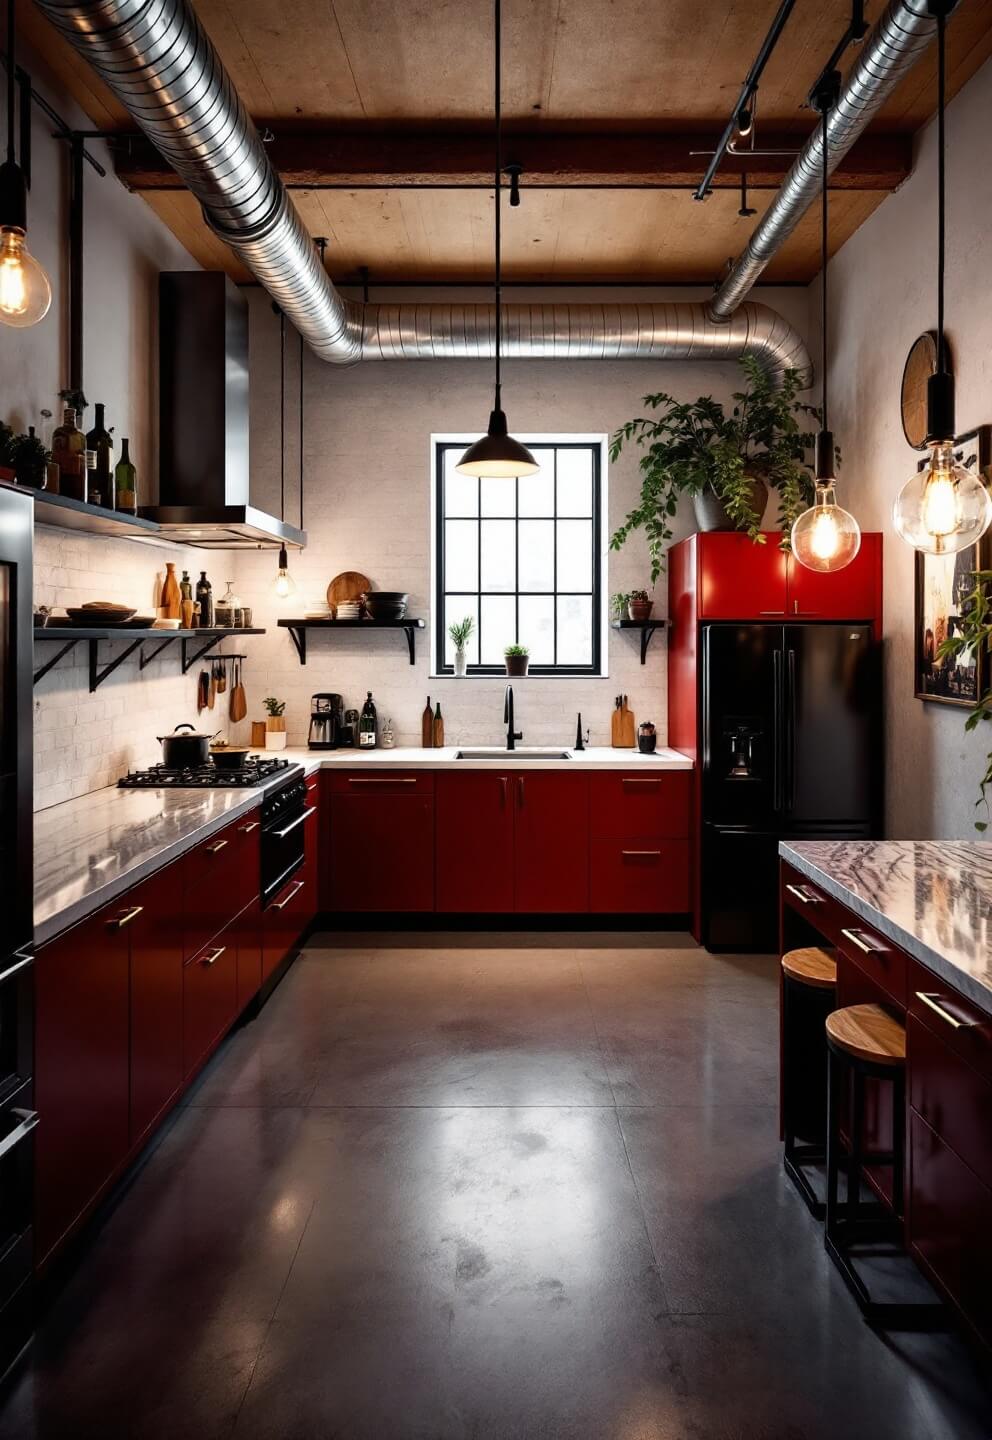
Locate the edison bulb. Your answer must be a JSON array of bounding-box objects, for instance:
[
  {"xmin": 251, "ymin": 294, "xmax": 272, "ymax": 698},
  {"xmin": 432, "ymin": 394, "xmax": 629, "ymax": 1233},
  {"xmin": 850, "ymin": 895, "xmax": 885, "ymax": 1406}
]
[
  {"xmin": 0, "ymin": 228, "xmax": 52, "ymax": 328},
  {"xmin": 893, "ymin": 441, "xmax": 992, "ymax": 555},
  {"xmin": 272, "ymin": 544, "xmax": 296, "ymax": 598},
  {"xmin": 791, "ymin": 482, "xmax": 861, "ymax": 573}
]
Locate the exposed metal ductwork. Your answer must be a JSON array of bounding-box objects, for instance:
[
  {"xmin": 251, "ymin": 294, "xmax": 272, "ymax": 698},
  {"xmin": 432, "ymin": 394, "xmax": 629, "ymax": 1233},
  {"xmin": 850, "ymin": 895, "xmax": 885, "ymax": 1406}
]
[
  {"xmin": 710, "ymin": 0, "xmax": 944, "ymax": 318},
  {"xmin": 34, "ymin": 0, "xmax": 841, "ymax": 381}
]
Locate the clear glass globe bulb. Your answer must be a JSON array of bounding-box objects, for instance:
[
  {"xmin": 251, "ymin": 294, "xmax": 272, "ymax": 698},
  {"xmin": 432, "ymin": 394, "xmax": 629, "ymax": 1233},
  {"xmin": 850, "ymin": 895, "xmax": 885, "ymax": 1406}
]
[
  {"xmin": 0, "ymin": 227, "xmax": 52, "ymax": 327},
  {"xmin": 790, "ymin": 482, "xmax": 862, "ymax": 573},
  {"xmin": 273, "ymin": 567, "xmax": 296, "ymax": 598},
  {"xmin": 893, "ymin": 441, "xmax": 992, "ymax": 555}
]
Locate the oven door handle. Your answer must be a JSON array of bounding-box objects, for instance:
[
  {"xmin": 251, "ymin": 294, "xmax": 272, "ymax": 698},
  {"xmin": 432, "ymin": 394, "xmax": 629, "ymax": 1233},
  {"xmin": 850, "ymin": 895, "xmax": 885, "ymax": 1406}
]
[
  {"xmin": 0, "ymin": 1109, "xmax": 40, "ymax": 1161},
  {"xmin": 0, "ymin": 952, "xmax": 34, "ymax": 986},
  {"xmin": 269, "ymin": 806, "xmax": 317, "ymax": 839}
]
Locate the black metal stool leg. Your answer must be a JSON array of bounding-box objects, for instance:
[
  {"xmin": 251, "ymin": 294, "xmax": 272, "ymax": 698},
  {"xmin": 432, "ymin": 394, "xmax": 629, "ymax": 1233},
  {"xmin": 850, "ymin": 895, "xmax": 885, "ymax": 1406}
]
[
  {"xmin": 782, "ymin": 971, "xmax": 832, "ymax": 1219},
  {"xmin": 825, "ymin": 1046, "xmax": 841, "ymax": 1238}
]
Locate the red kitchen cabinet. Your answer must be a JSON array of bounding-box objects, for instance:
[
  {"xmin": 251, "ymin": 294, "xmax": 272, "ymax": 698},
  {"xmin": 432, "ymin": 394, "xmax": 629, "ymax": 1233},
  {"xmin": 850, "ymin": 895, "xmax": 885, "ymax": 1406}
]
[
  {"xmin": 590, "ymin": 838, "xmax": 689, "ymax": 913},
  {"xmin": 589, "ymin": 772, "xmax": 690, "ymax": 839},
  {"xmin": 128, "ymin": 863, "xmax": 185, "ymax": 1148},
  {"xmin": 183, "ymin": 921, "xmax": 239, "ymax": 1081},
  {"xmin": 697, "ymin": 532, "xmax": 789, "ymax": 620},
  {"xmin": 513, "ymin": 773, "xmax": 589, "ymax": 913},
  {"xmin": 787, "ymin": 531, "xmax": 882, "ymax": 627},
  {"xmin": 183, "ymin": 808, "xmax": 260, "ymax": 959},
  {"xmin": 436, "ymin": 772, "xmax": 515, "ymax": 912},
  {"xmin": 236, "ymin": 894, "xmax": 263, "ymax": 1011},
  {"xmin": 262, "ymin": 872, "xmax": 310, "ymax": 980},
  {"xmin": 329, "ymin": 777, "xmax": 435, "ymax": 911},
  {"xmin": 35, "ymin": 902, "xmax": 132, "ymax": 1265}
]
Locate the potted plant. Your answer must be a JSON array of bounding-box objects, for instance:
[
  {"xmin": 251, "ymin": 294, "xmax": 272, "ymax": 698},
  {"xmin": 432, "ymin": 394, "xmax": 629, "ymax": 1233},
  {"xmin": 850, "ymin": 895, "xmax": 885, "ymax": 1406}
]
[
  {"xmin": 263, "ymin": 696, "xmax": 287, "ymax": 750},
  {"xmin": 626, "ymin": 589, "xmax": 653, "ymax": 622},
  {"xmin": 12, "ymin": 429, "xmax": 49, "ymax": 489},
  {"xmin": 938, "ymin": 571, "xmax": 992, "ymax": 829},
  {"xmin": 609, "ymin": 356, "xmax": 818, "ymax": 581},
  {"xmin": 448, "ymin": 615, "xmax": 475, "ymax": 677},
  {"xmin": 0, "ymin": 422, "xmax": 16, "ymax": 482},
  {"xmin": 503, "ymin": 643, "xmax": 529, "ymax": 677}
]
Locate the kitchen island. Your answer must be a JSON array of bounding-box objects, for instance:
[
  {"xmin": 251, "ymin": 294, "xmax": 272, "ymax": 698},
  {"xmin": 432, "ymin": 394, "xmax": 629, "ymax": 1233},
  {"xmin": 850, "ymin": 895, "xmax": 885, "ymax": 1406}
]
[{"xmin": 779, "ymin": 839, "xmax": 992, "ymax": 1356}]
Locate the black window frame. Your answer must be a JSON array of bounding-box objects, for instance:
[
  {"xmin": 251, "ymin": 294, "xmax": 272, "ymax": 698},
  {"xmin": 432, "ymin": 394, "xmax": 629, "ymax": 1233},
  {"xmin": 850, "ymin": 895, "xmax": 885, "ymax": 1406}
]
[{"xmin": 433, "ymin": 438, "xmax": 605, "ymax": 677}]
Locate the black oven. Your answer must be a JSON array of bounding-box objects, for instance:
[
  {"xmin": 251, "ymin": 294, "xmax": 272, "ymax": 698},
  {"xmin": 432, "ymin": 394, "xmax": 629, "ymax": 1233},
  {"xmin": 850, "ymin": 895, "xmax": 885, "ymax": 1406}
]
[
  {"xmin": 0, "ymin": 484, "xmax": 35, "ymax": 1375},
  {"xmin": 260, "ymin": 769, "xmax": 313, "ymax": 906}
]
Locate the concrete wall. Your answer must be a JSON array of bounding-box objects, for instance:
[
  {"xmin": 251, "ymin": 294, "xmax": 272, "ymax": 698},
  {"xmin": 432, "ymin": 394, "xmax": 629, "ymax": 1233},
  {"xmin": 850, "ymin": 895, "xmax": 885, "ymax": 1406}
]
[{"xmin": 825, "ymin": 55, "xmax": 992, "ymax": 838}]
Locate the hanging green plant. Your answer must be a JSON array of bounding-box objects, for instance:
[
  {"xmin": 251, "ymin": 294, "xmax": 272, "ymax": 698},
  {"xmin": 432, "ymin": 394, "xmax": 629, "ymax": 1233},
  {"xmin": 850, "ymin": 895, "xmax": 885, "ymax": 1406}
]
[
  {"xmin": 609, "ymin": 356, "xmax": 822, "ymax": 581},
  {"xmin": 938, "ymin": 570, "xmax": 992, "ymax": 829}
]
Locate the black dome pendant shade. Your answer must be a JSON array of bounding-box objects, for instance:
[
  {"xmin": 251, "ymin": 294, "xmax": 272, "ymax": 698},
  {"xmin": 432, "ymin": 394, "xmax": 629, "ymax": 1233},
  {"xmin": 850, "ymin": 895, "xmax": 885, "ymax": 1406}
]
[{"xmin": 457, "ymin": 0, "xmax": 538, "ymax": 480}]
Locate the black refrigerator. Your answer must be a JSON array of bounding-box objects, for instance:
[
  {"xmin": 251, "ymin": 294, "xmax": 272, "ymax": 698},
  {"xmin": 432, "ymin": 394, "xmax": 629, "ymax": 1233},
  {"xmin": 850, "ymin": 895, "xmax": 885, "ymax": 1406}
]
[{"xmin": 701, "ymin": 622, "xmax": 882, "ymax": 952}]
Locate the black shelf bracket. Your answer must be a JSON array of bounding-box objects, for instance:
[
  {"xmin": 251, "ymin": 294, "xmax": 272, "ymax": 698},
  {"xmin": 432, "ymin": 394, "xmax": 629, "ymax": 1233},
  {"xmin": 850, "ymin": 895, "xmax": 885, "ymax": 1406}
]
[
  {"xmin": 286, "ymin": 625, "xmax": 307, "ymax": 665},
  {"xmin": 138, "ymin": 636, "xmax": 180, "ymax": 670},
  {"xmin": 404, "ymin": 628, "xmax": 416, "ymax": 665},
  {"xmin": 638, "ymin": 627, "xmax": 658, "ymax": 665},
  {"xmin": 33, "ymin": 638, "xmax": 79, "ymax": 685},
  {"xmin": 89, "ymin": 636, "xmax": 145, "ymax": 692},
  {"xmin": 181, "ymin": 635, "xmax": 229, "ymax": 674},
  {"xmin": 610, "ymin": 619, "xmax": 666, "ymax": 665}
]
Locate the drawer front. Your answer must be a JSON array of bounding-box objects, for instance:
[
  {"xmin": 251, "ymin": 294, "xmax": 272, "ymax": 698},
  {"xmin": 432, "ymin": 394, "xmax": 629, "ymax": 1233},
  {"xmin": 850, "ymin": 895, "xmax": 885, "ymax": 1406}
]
[
  {"xmin": 589, "ymin": 772, "xmax": 689, "ymax": 840},
  {"xmin": 908, "ymin": 958, "xmax": 992, "ymax": 1083},
  {"xmin": 590, "ymin": 839, "xmax": 689, "ymax": 913},
  {"xmin": 262, "ymin": 874, "xmax": 309, "ymax": 980},
  {"xmin": 329, "ymin": 795, "xmax": 435, "ymax": 911},
  {"xmin": 183, "ymin": 811, "xmax": 260, "ymax": 958},
  {"xmin": 779, "ymin": 864, "xmax": 843, "ymax": 944},
  {"xmin": 836, "ymin": 920, "xmax": 907, "ymax": 1007},
  {"xmin": 328, "ymin": 771, "xmax": 434, "ymax": 796},
  {"xmin": 183, "ymin": 928, "xmax": 239, "ymax": 1080},
  {"xmin": 236, "ymin": 896, "xmax": 263, "ymax": 1012},
  {"xmin": 909, "ymin": 1012, "xmax": 992, "ymax": 1191},
  {"xmin": 909, "ymin": 1111, "xmax": 992, "ymax": 1352}
]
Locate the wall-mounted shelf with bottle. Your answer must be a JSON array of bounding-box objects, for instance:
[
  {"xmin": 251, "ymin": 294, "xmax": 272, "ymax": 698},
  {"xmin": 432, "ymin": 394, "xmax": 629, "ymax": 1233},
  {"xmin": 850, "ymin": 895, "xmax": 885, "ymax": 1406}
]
[
  {"xmin": 33, "ymin": 627, "xmax": 265, "ymax": 692},
  {"xmin": 279, "ymin": 617, "xmax": 425, "ymax": 666},
  {"xmin": 32, "ymin": 490, "xmax": 164, "ymax": 542},
  {"xmin": 610, "ymin": 618, "xmax": 669, "ymax": 665}
]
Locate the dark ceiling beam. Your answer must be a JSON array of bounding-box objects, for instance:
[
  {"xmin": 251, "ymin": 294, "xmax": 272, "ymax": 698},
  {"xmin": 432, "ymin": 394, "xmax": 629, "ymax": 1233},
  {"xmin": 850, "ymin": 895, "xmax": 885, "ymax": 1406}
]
[{"xmin": 113, "ymin": 127, "xmax": 912, "ymax": 193}]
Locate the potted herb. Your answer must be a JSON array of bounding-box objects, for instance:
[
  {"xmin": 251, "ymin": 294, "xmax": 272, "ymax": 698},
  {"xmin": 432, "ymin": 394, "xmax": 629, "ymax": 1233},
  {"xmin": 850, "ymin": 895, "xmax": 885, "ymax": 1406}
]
[
  {"xmin": 938, "ymin": 571, "xmax": 992, "ymax": 829},
  {"xmin": 12, "ymin": 428, "xmax": 49, "ymax": 489},
  {"xmin": 610, "ymin": 356, "xmax": 818, "ymax": 581},
  {"xmin": 448, "ymin": 615, "xmax": 475, "ymax": 677},
  {"xmin": 504, "ymin": 643, "xmax": 529, "ymax": 677},
  {"xmin": 263, "ymin": 695, "xmax": 287, "ymax": 750},
  {"xmin": 626, "ymin": 589, "xmax": 653, "ymax": 622}
]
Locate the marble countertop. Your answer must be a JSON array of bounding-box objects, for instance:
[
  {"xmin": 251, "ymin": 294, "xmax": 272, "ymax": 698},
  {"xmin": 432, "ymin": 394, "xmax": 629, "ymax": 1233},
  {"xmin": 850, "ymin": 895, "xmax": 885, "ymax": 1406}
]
[
  {"xmin": 780, "ymin": 840, "xmax": 992, "ymax": 1015},
  {"xmin": 34, "ymin": 745, "xmax": 692, "ymax": 944}
]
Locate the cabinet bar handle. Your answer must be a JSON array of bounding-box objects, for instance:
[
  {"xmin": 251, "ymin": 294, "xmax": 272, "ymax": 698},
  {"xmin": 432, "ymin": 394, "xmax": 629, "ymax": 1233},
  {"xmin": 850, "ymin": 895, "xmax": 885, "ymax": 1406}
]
[
  {"xmin": 785, "ymin": 883, "xmax": 822, "ymax": 905},
  {"xmin": 622, "ymin": 849, "xmax": 661, "ymax": 857},
  {"xmin": 306, "ymin": 781, "xmax": 318, "ymax": 793},
  {"xmin": 199, "ymin": 946, "xmax": 226, "ymax": 967},
  {"xmin": 271, "ymin": 806, "xmax": 317, "ymax": 839},
  {"xmin": 0, "ymin": 1109, "xmax": 40, "ymax": 1160},
  {"xmin": 915, "ymin": 991, "xmax": 980, "ymax": 1031},
  {"xmin": 499, "ymin": 776, "xmax": 508, "ymax": 808},
  {"xmin": 0, "ymin": 952, "xmax": 33, "ymax": 985},
  {"xmin": 348, "ymin": 778, "xmax": 417, "ymax": 785},
  {"xmin": 517, "ymin": 776, "xmax": 525, "ymax": 807},
  {"xmin": 840, "ymin": 927, "xmax": 884, "ymax": 955},
  {"xmin": 107, "ymin": 904, "xmax": 144, "ymax": 931},
  {"xmin": 271, "ymin": 880, "xmax": 305, "ymax": 911},
  {"xmin": 622, "ymin": 778, "xmax": 661, "ymax": 788},
  {"xmin": 205, "ymin": 839, "xmax": 228, "ymax": 854},
  {"xmin": 759, "ymin": 610, "xmax": 786, "ymax": 615},
  {"xmin": 239, "ymin": 821, "xmax": 260, "ymax": 833}
]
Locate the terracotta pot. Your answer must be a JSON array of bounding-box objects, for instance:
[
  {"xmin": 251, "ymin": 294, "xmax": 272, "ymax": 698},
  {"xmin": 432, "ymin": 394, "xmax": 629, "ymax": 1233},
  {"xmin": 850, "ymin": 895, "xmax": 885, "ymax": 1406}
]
[
  {"xmin": 504, "ymin": 653, "xmax": 529, "ymax": 677},
  {"xmin": 692, "ymin": 472, "xmax": 769, "ymax": 533},
  {"xmin": 627, "ymin": 600, "xmax": 654, "ymax": 621}
]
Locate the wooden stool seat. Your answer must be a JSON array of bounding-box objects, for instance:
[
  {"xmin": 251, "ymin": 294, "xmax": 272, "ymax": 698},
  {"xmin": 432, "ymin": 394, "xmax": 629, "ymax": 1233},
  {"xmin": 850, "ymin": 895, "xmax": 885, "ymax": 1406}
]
[
  {"xmin": 781, "ymin": 946, "xmax": 837, "ymax": 989},
  {"xmin": 826, "ymin": 1003, "xmax": 905, "ymax": 1067}
]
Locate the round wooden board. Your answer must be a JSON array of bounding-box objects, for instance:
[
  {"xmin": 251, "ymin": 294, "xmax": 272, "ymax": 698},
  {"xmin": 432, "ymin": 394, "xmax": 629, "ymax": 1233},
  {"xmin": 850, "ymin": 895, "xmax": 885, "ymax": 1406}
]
[
  {"xmin": 326, "ymin": 571, "xmax": 372, "ymax": 613},
  {"xmin": 900, "ymin": 331, "xmax": 939, "ymax": 450}
]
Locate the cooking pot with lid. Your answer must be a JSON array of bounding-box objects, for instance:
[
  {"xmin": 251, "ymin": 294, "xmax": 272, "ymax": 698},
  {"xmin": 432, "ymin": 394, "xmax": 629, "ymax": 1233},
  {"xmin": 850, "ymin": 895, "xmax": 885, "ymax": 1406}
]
[{"xmin": 157, "ymin": 723, "xmax": 217, "ymax": 769}]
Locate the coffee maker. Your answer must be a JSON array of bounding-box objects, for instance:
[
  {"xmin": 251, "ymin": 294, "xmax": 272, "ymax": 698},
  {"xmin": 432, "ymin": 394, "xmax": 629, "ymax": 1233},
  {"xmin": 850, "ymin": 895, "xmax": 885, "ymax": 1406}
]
[{"xmin": 308, "ymin": 693, "xmax": 344, "ymax": 749}]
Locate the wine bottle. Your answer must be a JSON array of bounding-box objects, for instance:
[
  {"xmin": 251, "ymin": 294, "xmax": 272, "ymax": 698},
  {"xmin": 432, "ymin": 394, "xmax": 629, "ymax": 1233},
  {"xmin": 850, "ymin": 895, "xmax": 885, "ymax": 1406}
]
[
  {"xmin": 86, "ymin": 403, "xmax": 114, "ymax": 508},
  {"xmin": 359, "ymin": 691, "xmax": 378, "ymax": 749},
  {"xmin": 162, "ymin": 562, "xmax": 181, "ymax": 620},
  {"xmin": 421, "ymin": 696, "xmax": 433, "ymax": 748},
  {"xmin": 114, "ymin": 437, "xmax": 137, "ymax": 514},
  {"xmin": 432, "ymin": 701, "xmax": 444, "ymax": 748},
  {"xmin": 196, "ymin": 571, "xmax": 214, "ymax": 628},
  {"xmin": 51, "ymin": 406, "xmax": 85, "ymax": 500}
]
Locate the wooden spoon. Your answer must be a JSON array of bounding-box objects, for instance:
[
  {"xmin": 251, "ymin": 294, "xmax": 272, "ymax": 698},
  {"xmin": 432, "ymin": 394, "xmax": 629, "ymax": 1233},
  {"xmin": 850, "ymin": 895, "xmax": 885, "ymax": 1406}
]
[{"xmin": 230, "ymin": 656, "xmax": 247, "ymax": 723}]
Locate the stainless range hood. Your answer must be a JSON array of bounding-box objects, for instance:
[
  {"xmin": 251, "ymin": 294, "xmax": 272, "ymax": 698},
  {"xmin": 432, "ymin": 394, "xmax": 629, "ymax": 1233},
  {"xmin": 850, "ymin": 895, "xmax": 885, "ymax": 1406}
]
[{"xmin": 141, "ymin": 272, "xmax": 306, "ymax": 551}]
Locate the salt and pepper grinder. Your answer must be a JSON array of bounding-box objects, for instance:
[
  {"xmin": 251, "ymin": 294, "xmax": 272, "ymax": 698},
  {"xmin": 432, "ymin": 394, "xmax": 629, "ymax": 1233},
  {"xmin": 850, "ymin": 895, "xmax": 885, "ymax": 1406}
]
[{"xmin": 575, "ymin": 713, "xmax": 585, "ymax": 751}]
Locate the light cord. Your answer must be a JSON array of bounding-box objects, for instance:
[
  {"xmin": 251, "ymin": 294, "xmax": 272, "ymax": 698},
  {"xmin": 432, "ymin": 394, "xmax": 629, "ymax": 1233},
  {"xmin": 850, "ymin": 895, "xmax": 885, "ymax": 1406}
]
[
  {"xmin": 494, "ymin": 0, "xmax": 501, "ymax": 405},
  {"xmin": 279, "ymin": 308, "xmax": 285, "ymax": 521},
  {"xmin": 6, "ymin": 0, "xmax": 15, "ymax": 165},
  {"xmin": 936, "ymin": 6, "xmax": 946, "ymax": 373},
  {"xmin": 820, "ymin": 100, "xmax": 829, "ymax": 434}
]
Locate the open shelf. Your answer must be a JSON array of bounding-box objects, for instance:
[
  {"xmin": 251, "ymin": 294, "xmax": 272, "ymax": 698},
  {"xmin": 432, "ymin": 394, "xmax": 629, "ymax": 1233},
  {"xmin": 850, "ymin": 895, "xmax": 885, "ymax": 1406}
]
[
  {"xmin": 278, "ymin": 617, "xmax": 425, "ymax": 666},
  {"xmin": 610, "ymin": 618, "xmax": 669, "ymax": 665},
  {"xmin": 34, "ymin": 626, "xmax": 265, "ymax": 691},
  {"xmin": 32, "ymin": 490, "xmax": 165, "ymax": 541}
]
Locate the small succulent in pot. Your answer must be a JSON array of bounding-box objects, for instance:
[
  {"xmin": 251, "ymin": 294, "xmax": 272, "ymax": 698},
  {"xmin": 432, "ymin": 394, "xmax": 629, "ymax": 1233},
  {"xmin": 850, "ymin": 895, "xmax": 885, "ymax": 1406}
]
[
  {"xmin": 503, "ymin": 643, "xmax": 530, "ymax": 677},
  {"xmin": 448, "ymin": 614, "xmax": 475, "ymax": 677},
  {"xmin": 262, "ymin": 695, "xmax": 287, "ymax": 749},
  {"xmin": 626, "ymin": 589, "xmax": 654, "ymax": 622}
]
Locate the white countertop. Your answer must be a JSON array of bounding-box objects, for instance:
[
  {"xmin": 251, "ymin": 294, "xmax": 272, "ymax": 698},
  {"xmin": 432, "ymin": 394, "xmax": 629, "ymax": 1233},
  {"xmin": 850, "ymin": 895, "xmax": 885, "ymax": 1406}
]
[
  {"xmin": 780, "ymin": 839, "xmax": 992, "ymax": 1015},
  {"xmin": 34, "ymin": 745, "xmax": 692, "ymax": 943}
]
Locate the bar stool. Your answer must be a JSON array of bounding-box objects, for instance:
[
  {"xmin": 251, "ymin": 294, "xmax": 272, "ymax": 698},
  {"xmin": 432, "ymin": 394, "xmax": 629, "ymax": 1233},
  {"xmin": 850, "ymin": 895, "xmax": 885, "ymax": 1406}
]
[
  {"xmin": 825, "ymin": 1003, "xmax": 943, "ymax": 1328},
  {"xmin": 781, "ymin": 946, "xmax": 837, "ymax": 1216}
]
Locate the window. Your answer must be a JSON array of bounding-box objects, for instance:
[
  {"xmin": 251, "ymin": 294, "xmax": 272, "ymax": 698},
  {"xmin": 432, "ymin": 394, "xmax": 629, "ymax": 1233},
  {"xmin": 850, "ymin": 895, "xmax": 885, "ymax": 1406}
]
[{"xmin": 432, "ymin": 437, "xmax": 606, "ymax": 676}]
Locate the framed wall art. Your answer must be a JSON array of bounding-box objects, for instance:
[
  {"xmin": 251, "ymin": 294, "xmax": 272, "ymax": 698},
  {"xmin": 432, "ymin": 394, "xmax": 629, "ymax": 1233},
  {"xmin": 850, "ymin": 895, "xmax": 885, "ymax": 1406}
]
[{"xmin": 914, "ymin": 425, "xmax": 992, "ymax": 707}]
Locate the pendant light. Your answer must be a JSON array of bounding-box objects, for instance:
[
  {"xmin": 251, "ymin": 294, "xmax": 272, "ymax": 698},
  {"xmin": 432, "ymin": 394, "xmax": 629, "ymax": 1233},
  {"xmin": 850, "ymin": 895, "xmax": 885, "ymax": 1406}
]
[
  {"xmin": 272, "ymin": 308, "xmax": 296, "ymax": 598},
  {"xmin": 456, "ymin": 0, "xmax": 538, "ymax": 479},
  {"xmin": 893, "ymin": 2, "xmax": 991, "ymax": 555},
  {"xmin": 790, "ymin": 77, "xmax": 860, "ymax": 573},
  {"xmin": 0, "ymin": 0, "xmax": 51, "ymax": 327}
]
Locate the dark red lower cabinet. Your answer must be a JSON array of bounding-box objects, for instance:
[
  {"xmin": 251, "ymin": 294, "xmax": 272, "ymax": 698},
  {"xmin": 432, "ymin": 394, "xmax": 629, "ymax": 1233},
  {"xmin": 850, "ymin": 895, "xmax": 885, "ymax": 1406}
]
[
  {"xmin": 129, "ymin": 863, "xmax": 185, "ymax": 1148},
  {"xmin": 262, "ymin": 873, "xmax": 309, "ymax": 981},
  {"xmin": 590, "ymin": 838, "xmax": 689, "ymax": 913},
  {"xmin": 436, "ymin": 772, "xmax": 514, "ymax": 913},
  {"xmin": 183, "ymin": 923, "xmax": 239, "ymax": 1081},
  {"xmin": 236, "ymin": 895, "xmax": 263, "ymax": 1013},
  {"xmin": 513, "ymin": 773, "xmax": 589, "ymax": 913},
  {"xmin": 329, "ymin": 792, "xmax": 435, "ymax": 911},
  {"xmin": 35, "ymin": 903, "xmax": 131, "ymax": 1266}
]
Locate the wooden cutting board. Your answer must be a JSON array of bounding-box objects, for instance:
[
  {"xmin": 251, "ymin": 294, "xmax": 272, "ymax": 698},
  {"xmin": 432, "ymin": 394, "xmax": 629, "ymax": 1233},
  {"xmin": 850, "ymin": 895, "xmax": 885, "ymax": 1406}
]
[
  {"xmin": 611, "ymin": 696, "xmax": 636, "ymax": 747},
  {"xmin": 326, "ymin": 571, "xmax": 372, "ymax": 613}
]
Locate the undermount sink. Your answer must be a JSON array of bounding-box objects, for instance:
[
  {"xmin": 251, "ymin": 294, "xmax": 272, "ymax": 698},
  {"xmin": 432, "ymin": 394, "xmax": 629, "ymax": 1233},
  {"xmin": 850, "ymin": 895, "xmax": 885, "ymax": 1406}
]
[{"xmin": 455, "ymin": 747, "xmax": 571, "ymax": 760}]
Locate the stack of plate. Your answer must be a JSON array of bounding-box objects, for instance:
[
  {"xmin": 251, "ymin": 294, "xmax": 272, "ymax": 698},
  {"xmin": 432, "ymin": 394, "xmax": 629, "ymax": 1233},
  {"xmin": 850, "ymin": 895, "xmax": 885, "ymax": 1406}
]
[
  {"xmin": 304, "ymin": 602, "xmax": 332, "ymax": 620},
  {"xmin": 335, "ymin": 601, "xmax": 361, "ymax": 621}
]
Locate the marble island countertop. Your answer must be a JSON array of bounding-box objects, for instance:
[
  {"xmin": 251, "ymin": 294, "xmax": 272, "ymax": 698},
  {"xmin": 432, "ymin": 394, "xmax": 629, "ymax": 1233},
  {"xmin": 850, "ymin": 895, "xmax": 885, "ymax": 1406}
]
[
  {"xmin": 275, "ymin": 744, "xmax": 693, "ymax": 771},
  {"xmin": 34, "ymin": 744, "xmax": 692, "ymax": 943},
  {"xmin": 780, "ymin": 839, "xmax": 992, "ymax": 1015}
]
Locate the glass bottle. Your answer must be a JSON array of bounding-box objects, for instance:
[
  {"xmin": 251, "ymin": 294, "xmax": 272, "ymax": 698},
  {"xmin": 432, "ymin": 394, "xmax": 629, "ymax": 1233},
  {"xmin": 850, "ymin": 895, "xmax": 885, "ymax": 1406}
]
[
  {"xmin": 215, "ymin": 579, "xmax": 239, "ymax": 628},
  {"xmin": 114, "ymin": 437, "xmax": 137, "ymax": 514},
  {"xmin": 86, "ymin": 403, "xmax": 114, "ymax": 508},
  {"xmin": 179, "ymin": 569, "xmax": 193, "ymax": 604},
  {"xmin": 196, "ymin": 571, "xmax": 214, "ymax": 628},
  {"xmin": 359, "ymin": 691, "xmax": 378, "ymax": 748},
  {"xmin": 51, "ymin": 406, "xmax": 85, "ymax": 500},
  {"xmin": 83, "ymin": 449, "xmax": 97, "ymax": 506}
]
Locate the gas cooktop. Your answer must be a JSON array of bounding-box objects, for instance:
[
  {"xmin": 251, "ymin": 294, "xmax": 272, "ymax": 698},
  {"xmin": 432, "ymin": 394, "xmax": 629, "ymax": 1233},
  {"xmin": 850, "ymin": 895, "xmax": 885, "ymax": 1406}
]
[{"xmin": 118, "ymin": 756, "xmax": 294, "ymax": 789}]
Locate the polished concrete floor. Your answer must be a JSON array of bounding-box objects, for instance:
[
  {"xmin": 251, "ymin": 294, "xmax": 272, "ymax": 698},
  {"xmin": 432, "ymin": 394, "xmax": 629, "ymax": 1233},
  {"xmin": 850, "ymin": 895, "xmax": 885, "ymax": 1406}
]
[{"xmin": 2, "ymin": 932, "xmax": 990, "ymax": 1439}]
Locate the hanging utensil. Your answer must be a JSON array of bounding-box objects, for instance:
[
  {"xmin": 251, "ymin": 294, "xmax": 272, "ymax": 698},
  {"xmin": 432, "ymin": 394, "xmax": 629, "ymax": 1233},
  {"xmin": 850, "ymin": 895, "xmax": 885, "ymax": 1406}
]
[
  {"xmin": 197, "ymin": 669, "xmax": 210, "ymax": 714},
  {"xmin": 216, "ymin": 655, "xmax": 227, "ymax": 694},
  {"xmin": 230, "ymin": 656, "xmax": 247, "ymax": 723}
]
